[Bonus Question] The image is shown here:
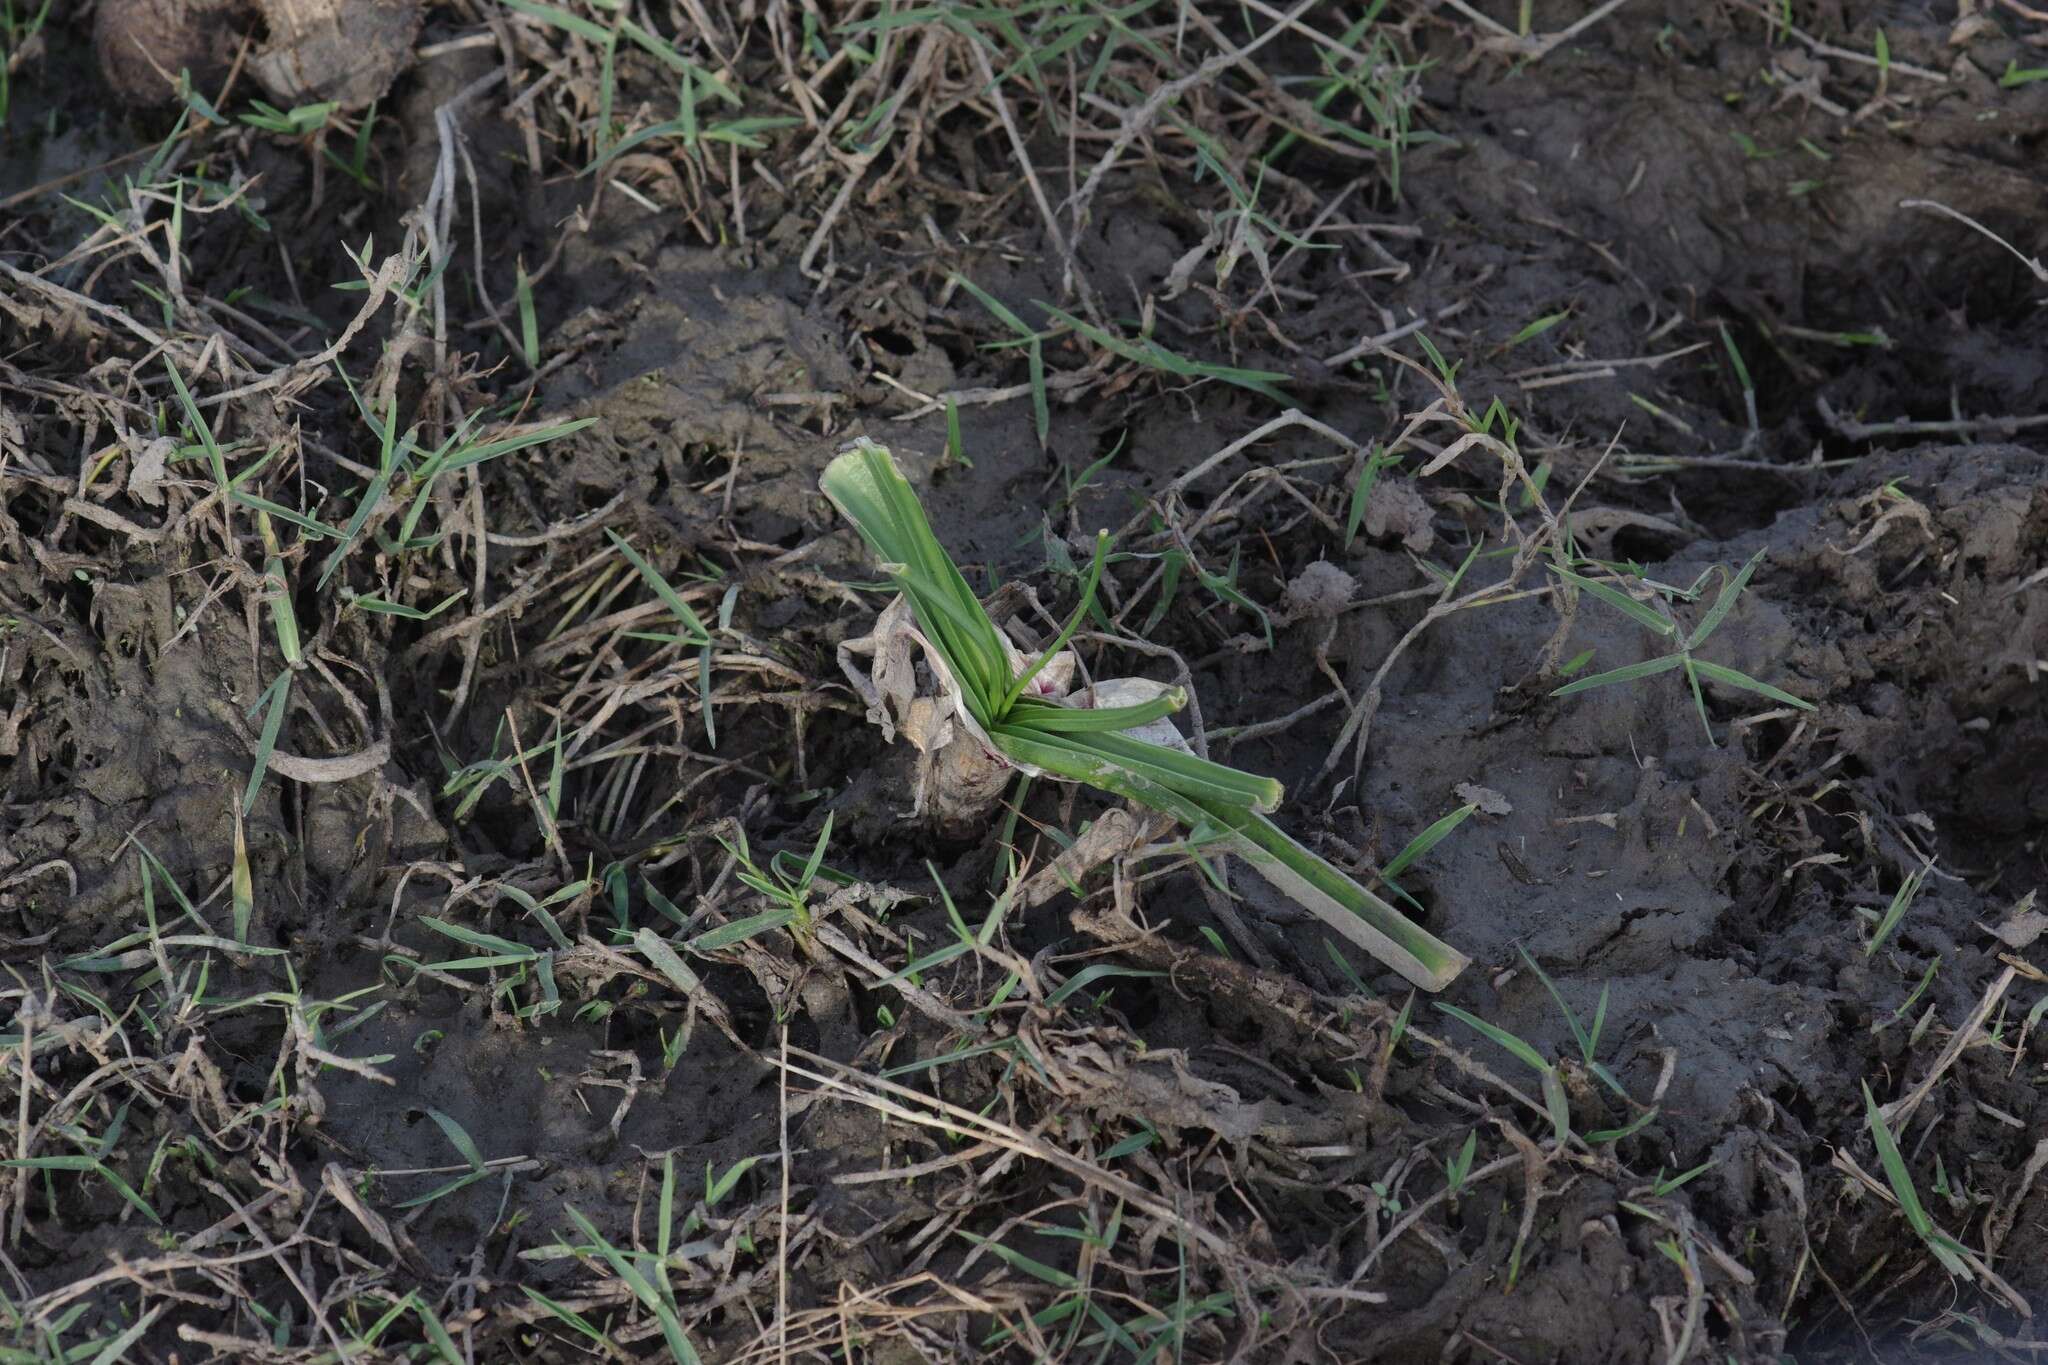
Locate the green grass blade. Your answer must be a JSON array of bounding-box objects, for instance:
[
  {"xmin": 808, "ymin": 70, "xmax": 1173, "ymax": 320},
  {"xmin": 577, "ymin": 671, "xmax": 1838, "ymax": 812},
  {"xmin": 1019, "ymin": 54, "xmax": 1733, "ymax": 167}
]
[
  {"xmin": 686, "ymin": 908, "xmax": 799, "ymax": 953},
  {"xmin": 1685, "ymin": 548, "xmax": 1766, "ymax": 649},
  {"xmin": 1005, "ymin": 689, "xmax": 1185, "ymax": 733},
  {"xmin": 606, "ymin": 530, "xmax": 712, "ymax": 645},
  {"xmin": 87, "ymin": 1305, "xmax": 164, "ymax": 1365},
  {"xmin": 1686, "ymin": 658, "xmax": 1815, "ymax": 710},
  {"xmin": 442, "ymin": 417, "xmax": 596, "ymax": 470},
  {"xmin": 978, "ymin": 723, "xmax": 1462, "ymax": 989},
  {"xmin": 562, "ymin": 1207, "xmax": 704, "ymax": 1363},
  {"xmin": 1002, "ymin": 531, "xmax": 1106, "ymax": 711},
  {"xmin": 520, "ymin": 1289, "xmax": 608, "ymax": 1346},
  {"xmin": 1043, "ymin": 305, "xmax": 1291, "ymax": 403},
  {"xmin": 1549, "ymin": 564, "xmax": 1676, "ymax": 637},
  {"xmin": 1550, "ymin": 653, "xmax": 1683, "ymax": 697},
  {"xmin": 1382, "ymin": 804, "xmax": 1475, "ymax": 880},
  {"xmin": 1343, "ymin": 446, "xmax": 1386, "ymax": 550},
  {"xmin": 798, "ymin": 811, "xmax": 835, "ymax": 892},
  {"xmin": 1046, "ymin": 963, "xmax": 1166, "ymax": 1007},
  {"xmin": 241, "ymin": 670, "xmax": 292, "ymax": 814},
  {"xmin": 423, "ymin": 1108, "xmax": 487, "ymax": 1172},
  {"xmin": 231, "ymin": 491, "xmax": 339, "ymax": 539},
  {"xmin": 2, "ymin": 1156, "xmax": 160, "ymax": 1224},
  {"xmin": 515, "ymin": 261, "xmax": 539, "ymax": 366},
  {"xmin": 164, "ymin": 360, "xmax": 229, "ymax": 494},
  {"xmin": 1193, "ymin": 795, "xmax": 1467, "ymax": 992},
  {"xmin": 1435, "ymin": 1003, "xmax": 1551, "ymax": 1076},
  {"xmin": 989, "ymin": 724, "xmax": 1280, "ymax": 813},
  {"xmin": 318, "ymin": 412, "xmax": 398, "ymax": 589},
  {"xmin": 822, "ymin": 441, "xmax": 1014, "ymax": 709},
  {"xmin": 410, "ymin": 1296, "xmax": 466, "ymax": 1365},
  {"xmin": 1866, "ymin": 865, "xmax": 1925, "ymax": 957},
  {"xmin": 500, "ymin": 0, "xmax": 608, "ymax": 40},
  {"xmin": 1862, "ymin": 1080, "xmax": 1968, "ymax": 1279},
  {"xmin": 950, "ymin": 271, "xmax": 1037, "ymax": 340},
  {"xmin": 1028, "ymin": 339, "xmax": 1049, "ymax": 445},
  {"xmin": 958, "ymin": 1231, "xmax": 1079, "ymax": 1290},
  {"xmin": 1506, "ymin": 310, "xmax": 1570, "ymax": 348}
]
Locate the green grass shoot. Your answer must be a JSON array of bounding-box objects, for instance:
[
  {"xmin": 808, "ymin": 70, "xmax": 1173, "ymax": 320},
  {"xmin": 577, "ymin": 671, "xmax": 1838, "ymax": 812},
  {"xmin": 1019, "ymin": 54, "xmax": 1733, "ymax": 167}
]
[
  {"xmin": 822, "ymin": 440, "xmax": 1468, "ymax": 992},
  {"xmin": 1549, "ymin": 548, "xmax": 1815, "ymax": 744},
  {"xmin": 1865, "ymin": 862, "xmax": 1928, "ymax": 956},
  {"xmin": 1862, "ymin": 1081, "xmax": 1976, "ymax": 1281}
]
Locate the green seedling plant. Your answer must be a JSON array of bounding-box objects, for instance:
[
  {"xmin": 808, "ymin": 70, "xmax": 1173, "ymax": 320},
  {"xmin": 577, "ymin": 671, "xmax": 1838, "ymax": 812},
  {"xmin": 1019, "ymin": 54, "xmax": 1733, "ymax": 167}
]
[
  {"xmin": 1042, "ymin": 305, "xmax": 1291, "ymax": 405},
  {"xmin": 1378, "ymin": 802, "xmax": 1475, "ymax": 913},
  {"xmin": 240, "ymin": 99, "xmax": 339, "ymax": 136},
  {"xmin": 823, "ymin": 440, "xmax": 1468, "ymax": 992},
  {"xmin": 971, "ymin": 1208, "xmax": 1235, "ymax": 1360},
  {"xmin": 1516, "ymin": 946, "xmax": 1627, "ymax": 1099},
  {"xmin": 236, "ymin": 97, "xmax": 384, "ymax": 192},
  {"xmin": 607, "ymin": 528, "xmax": 728, "ymax": 746},
  {"xmin": 392, "ymin": 1109, "xmax": 495, "ymax": 1209},
  {"xmin": 1862, "ymin": 1082, "xmax": 1975, "ymax": 1281},
  {"xmin": 1865, "ymin": 860, "xmax": 1928, "ymax": 956},
  {"xmin": 712, "ymin": 814, "xmax": 837, "ymax": 943},
  {"xmin": 1550, "ymin": 547, "xmax": 1815, "ymax": 745},
  {"xmin": 1342, "ymin": 445, "xmax": 1399, "ymax": 550},
  {"xmin": 1131, "ymin": 535, "xmax": 1277, "ymax": 651},
  {"xmin": 1262, "ymin": 8, "xmax": 1436, "ymax": 200},
  {"xmin": 1434, "ymin": 1002, "xmax": 1572, "ymax": 1146},
  {"xmin": 878, "ymin": 862, "xmax": 1022, "ymax": 999},
  {"xmin": 1443, "ymin": 1130, "xmax": 1479, "ymax": 1202},
  {"xmin": 1878, "ymin": 956, "xmax": 1940, "ymax": 1034},
  {"xmin": 519, "ymin": 1154, "xmax": 745, "ymax": 1361},
  {"xmin": 585, "ymin": 64, "xmax": 799, "ymax": 174},
  {"xmin": 1169, "ymin": 125, "xmax": 1336, "ymax": 297},
  {"xmin": 1649, "ymin": 1159, "xmax": 1717, "ymax": 1197}
]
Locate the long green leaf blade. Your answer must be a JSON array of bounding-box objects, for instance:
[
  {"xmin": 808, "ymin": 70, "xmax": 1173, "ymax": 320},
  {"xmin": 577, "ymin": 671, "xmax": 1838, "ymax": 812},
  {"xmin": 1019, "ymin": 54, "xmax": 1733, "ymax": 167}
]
[
  {"xmin": 1383, "ymin": 804, "xmax": 1476, "ymax": 880},
  {"xmin": 1436, "ymin": 1003, "xmax": 1551, "ymax": 1075},
  {"xmin": 1006, "ymin": 689, "xmax": 1185, "ymax": 733},
  {"xmin": 1550, "ymin": 653, "xmax": 1684, "ymax": 697},
  {"xmin": 1549, "ymin": 564, "xmax": 1676, "ymax": 637},
  {"xmin": 1685, "ymin": 548, "xmax": 1766, "ymax": 649},
  {"xmin": 822, "ymin": 441, "xmax": 1012, "ymax": 711},
  {"xmin": 990, "ymin": 724, "xmax": 1280, "ymax": 813},
  {"xmin": 1687, "ymin": 658, "xmax": 1815, "ymax": 710},
  {"xmin": 607, "ymin": 530, "xmax": 712, "ymax": 645}
]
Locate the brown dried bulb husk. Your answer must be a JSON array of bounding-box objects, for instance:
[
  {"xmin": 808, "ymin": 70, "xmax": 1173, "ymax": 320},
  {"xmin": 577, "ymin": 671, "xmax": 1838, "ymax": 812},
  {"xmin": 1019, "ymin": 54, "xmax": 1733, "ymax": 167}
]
[
  {"xmin": 251, "ymin": 0, "xmax": 424, "ymax": 108},
  {"xmin": 95, "ymin": 0, "xmax": 254, "ymax": 105},
  {"xmin": 95, "ymin": 0, "xmax": 422, "ymax": 109}
]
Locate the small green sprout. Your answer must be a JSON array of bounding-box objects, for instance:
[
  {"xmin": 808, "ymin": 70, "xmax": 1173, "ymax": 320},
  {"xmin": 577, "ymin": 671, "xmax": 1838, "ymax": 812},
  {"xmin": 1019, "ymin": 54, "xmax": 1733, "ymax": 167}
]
[
  {"xmin": 1863, "ymin": 1082, "xmax": 1976, "ymax": 1282},
  {"xmin": 1865, "ymin": 862, "xmax": 1928, "ymax": 956},
  {"xmin": 1549, "ymin": 547, "xmax": 1816, "ymax": 744},
  {"xmin": 713, "ymin": 813, "xmax": 838, "ymax": 941},
  {"xmin": 1434, "ymin": 1002, "xmax": 1572, "ymax": 1146},
  {"xmin": 823, "ymin": 440, "xmax": 1468, "ymax": 992}
]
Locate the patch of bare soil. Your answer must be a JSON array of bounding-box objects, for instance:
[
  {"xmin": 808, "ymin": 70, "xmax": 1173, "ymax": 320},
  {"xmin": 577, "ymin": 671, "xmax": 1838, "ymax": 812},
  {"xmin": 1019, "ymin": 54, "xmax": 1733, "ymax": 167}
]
[{"xmin": 1, "ymin": 2, "xmax": 2045, "ymax": 1361}]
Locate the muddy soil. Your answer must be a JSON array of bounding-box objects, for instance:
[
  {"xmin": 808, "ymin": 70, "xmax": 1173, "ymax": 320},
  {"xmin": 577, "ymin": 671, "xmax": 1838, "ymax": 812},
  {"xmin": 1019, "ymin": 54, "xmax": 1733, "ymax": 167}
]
[{"xmin": 2, "ymin": 1, "xmax": 2046, "ymax": 1361}]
